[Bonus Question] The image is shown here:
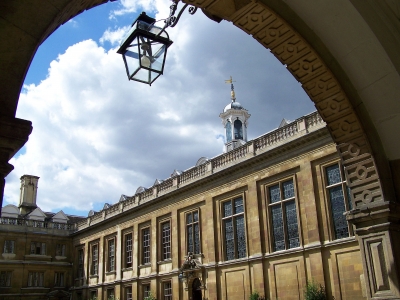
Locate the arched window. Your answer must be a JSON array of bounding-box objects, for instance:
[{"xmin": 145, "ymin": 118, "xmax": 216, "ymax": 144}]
[
  {"xmin": 226, "ymin": 121, "xmax": 232, "ymax": 142},
  {"xmin": 234, "ymin": 120, "xmax": 243, "ymax": 140}
]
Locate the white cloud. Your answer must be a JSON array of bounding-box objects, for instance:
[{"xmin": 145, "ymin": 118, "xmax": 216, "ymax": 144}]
[
  {"xmin": 100, "ymin": 26, "xmax": 130, "ymax": 46},
  {"xmin": 4, "ymin": 3, "xmax": 314, "ymax": 215},
  {"xmin": 110, "ymin": 0, "xmax": 158, "ymax": 18}
]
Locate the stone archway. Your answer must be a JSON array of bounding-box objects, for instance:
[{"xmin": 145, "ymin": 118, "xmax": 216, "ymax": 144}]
[
  {"xmin": 192, "ymin": 278, "xmax": 202, "ymax": 300},
  {"xmin": 1, "ymin": 0, "xmax": 400, "ymax": 298}
]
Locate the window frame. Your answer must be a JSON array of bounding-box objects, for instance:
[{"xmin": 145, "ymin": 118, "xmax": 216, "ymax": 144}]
[
  {"xmin": 142, "ymin": 283, "xmax": 151, "ymax": 300},
  {"xmin": 90, "ymin": 243, "xmax": 99, "ymax": 276},
  {"xmin": 107, "ymin": 288, "xmax": 115, "ymax": 300},
  {"xmin": 3, "ymin": 240, "xmax": 14, "ymax": 254},
  {"xmin": 77, "ymin": 247, "xmax": 84, "ymax": 279},
  {"xmin": 125, "ymin": 285, "xmax": 133, "ymax": 300},
  {"xmin": 56, "ymin": 243, "xmax": 66, "ymax": 257},
  {"xmin": 322, "ymin": 161, "xmax": 353, "ymax": 240},
  {"xmin": 160, "ymin": 220, "xmax": 171, "ymax": 261},
  {"xmin": 30, "ymin": 241, "xmax": 46, "ymax": 255},
  {"xmin": 265, "ymin": 176, "xmax": 301, "ymax": 252},
  {"xmin": 106, "ymin": 236, "xmax": 116, "ymax": 273},
  {"xmin": 124, "ymin": 232, "xmax": 133, "ymax": 269},
  {"xmin": 90, "ymin": 290, "xmax": 97, "ymax": 300},
  {"xmin": 141, "ymin": 226, "xmax": 151, "ymax": 265},
  {"xmin": 54, "ymin": 271, "xmax": 65, "ymax": 287},
  {"xmin": 0, "ymin": 271, "xmax": 12, "ymax": 287},
  {"xmin": 220, "ymin": 195, "xmax": 247, "ymax": 261},
  {"xmin": 162, "ymin": 280, "xmax": 172, "ymax": 300},
  {"xmin": 28, "ymin": 271, "xmax": 44, "ymax": 287},
  {"xmin": 185, "ymin": 209, "xmax": 201, "ymax": 255}
]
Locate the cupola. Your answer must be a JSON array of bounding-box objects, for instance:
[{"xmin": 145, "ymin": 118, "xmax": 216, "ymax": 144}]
[{"xmin": 219, "ymin": 77, "xmax": 250, "ymax": 152}]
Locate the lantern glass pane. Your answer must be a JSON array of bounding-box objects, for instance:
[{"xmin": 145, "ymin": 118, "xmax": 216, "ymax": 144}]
[{"xmin": 124, "ymin": 51, "xmax": 140, "ymax": 78}]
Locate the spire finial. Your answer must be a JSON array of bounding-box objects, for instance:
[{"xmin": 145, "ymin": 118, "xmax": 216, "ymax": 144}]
[{"xmin": 225, "ymin": 76, "xmax": 236, "ymax": 102}]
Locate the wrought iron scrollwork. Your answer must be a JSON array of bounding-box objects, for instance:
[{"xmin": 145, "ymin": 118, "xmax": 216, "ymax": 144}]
[{"xmin": 164, "ymin": 0, "xmax": 198, "ymax": 29}]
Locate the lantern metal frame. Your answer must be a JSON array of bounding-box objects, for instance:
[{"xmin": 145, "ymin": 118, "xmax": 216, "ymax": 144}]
[{"xmin": 117, "ymin": 12, "xmax": 173, "ymax": 85}]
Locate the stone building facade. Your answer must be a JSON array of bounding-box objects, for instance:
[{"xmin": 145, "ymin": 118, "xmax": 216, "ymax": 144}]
[{"xmin": 0, "ymin": 108, "xmax": 367, "ymax": 299}]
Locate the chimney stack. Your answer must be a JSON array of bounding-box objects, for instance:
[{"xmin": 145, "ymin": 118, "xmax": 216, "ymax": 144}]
[{"xmin": 19, "ymin": 175, "xmax": 39, "ymax": 215}]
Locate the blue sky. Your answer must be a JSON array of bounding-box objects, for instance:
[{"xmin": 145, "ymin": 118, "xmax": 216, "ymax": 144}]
[{"xmin": 5, "ymin": 0, "xmax": 315, "ymax": 217}]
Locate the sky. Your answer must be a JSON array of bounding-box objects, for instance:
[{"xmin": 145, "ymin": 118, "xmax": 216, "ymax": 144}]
[{"xmin": 4, "ymin": 0, "xmax": 315, "ymax": 217}]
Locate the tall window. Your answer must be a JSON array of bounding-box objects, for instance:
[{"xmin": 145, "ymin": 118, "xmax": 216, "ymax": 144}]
[
  {"xmin": 90, "ymin": 291, "xmax": 97, "ymax": 300},
  {"xmin": 142, "ymin": 228, "xmax": 150, "ymax": 264},
  {"xmin": 30, "ymin": 242, "xmax": 46, "ymax": 255},
  {"xmin": 163, "ymin": 281, "xmax": 172, "ymax": 300},
  {"xmin": 222, "ymin": 197, "xmax": 247, "ymax": 260},
  {"xmin": 28, "ymin": 272, "xmax": 44, "ymax": 287},
  {"xmin": 56, "ymin": 244, "xmax": 66, "ymax": 256},
  {"xmin": 268, "ymin": 178, "xmax": 300, "ymax": 251},
  {"xmin": 77, "ymin": 248, "xmax": 84, "ymax": 278},
  {"xmin": 3, "ymin": 240, "xmax": 14, "ymax": 254},
  {"xmin": 91, "ymin": 244, "xmax": 98, "ymax": 275},
  {"xmin": 0, "ymin": 271, "xmax": 11, "ymax": 287},
  {"xmin": 186, "ymin": 211, "xmax": 200, "ymax": 254},
  {"xmin": 143, "ymin": 284, "xmax": 151, "ymax": 300},
  {"xmin": 161, "ymin": 221, "xmax": 171, "ymax": 260},
  {"xmin": 125, "ymin": 233, "xmax": 133, "ymax": 268},
  {"xmin": 126, "ymin": 286, "xmax": 133, "ymax": 300},
  {"xmin": 108, "ymin": 239, "xmax": 115, "ymax": 272},
  {"xmin": 107, "ymin": 288, "xmax": 114, "ymax": 300},
  {"xmin": 54, "ymin": 272, "xmax": 64, "ymax": 287},
  {"xmin": 325, "ymin": 163, "xmax": 352, "ymax": 239}
]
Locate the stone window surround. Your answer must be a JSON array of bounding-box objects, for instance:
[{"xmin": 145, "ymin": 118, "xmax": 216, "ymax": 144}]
[
  {"xmin": 105, "ymin": 235, "xmax": 116, "ymax": 274},
  {"xmin": 321, "ymin": 160, "xmax": 354, "ymax": 240},
  {"xmin": 89, "ymin": 241, "xmax": 99, "ymax": 277},
  {"xmin": 185, "ymin": 209, "xmax": 202, "ymax": 255},
  {"xmin": 139, "ymin": 223, "xmax": 151, "ymax": 266},
  {"xmin": 158, "ymin": 216, "xmax": 172, "ymax": 262},
  {"xmin": 265, "ymin": 175, "xmax": 301, "ymax": 252},
  {"xmin": 219, "ymin": 192, "xmax": 248, "ymax": 261},
  {"xmin": 123, "ymin": 231, "xmax": 133, "ymax": 269}
]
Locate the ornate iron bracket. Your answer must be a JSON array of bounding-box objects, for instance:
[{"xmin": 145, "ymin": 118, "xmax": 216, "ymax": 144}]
[{"xmin": 158, "ymin": 0, "xmax": 197, "ymax": 35}]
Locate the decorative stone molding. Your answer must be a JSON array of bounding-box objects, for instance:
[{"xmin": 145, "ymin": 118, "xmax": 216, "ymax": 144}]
[{"xmin": 182, "ymin": 0, "xmax": 388, "ymax": 211}]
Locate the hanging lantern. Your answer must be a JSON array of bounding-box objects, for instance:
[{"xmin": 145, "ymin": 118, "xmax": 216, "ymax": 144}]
[{"xmin": 117, "ymin": 12, "xmax": 173, "ymax": 85}]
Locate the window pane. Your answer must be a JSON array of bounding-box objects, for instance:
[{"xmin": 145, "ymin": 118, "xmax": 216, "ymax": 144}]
[
  {"xmin": 282, "ymin": 180, "xmax": 294, "ymax": 199},
  {"xmin": 186, "ymin": 213, "xmax": 192, "ymax": 224},
  {"xmin": 109, "ymin": 240, "xmax": 115, "ymax": 271},
  {"xmin": 162, "ymin": 222, "xmax": 171, "ymax": 260},
  {"xmin": 269, "ymin": 184, "xmax": 281, "ymax": 203},
  {"xmin": 187, "ymin": 225, "xmax": 193, "ymax": 253},
  {"xmin": 223, "ymin": 201, "xmax": 232, "ymax": 217},
  {"xmin": 143, "ymin": 228, "xmax": 150, "ymax": 264},
  {"xmin": 329, "ymin": 186, "xmax": 349, "ymax": 239},
  {"xmin": 126, "ymin": 287, "xmax": 133, "ymax": 300},
  {"xmin": 126, "ymin": 234, "xmax": 133, "ymax": 267},
  {"xmin": 285, "ymin": 200, "xmax": 300, "ymax": 248},
  {"xmin": 193, "ymin": 211, "xmax": 198, "ymax": 222},
  {"xmin": 224, "ymin": 219, "xmax": 235, "ymax": 260},
  {"xmin": 326, "ymin": 164, "xmax": 341, "ymax": 185},
  {"xmin": 164, "ymin": 281, "xmax": 172, "ymax": 300},
  {"xmin": 194, "ymin": 223, "xmax": 200, "ymax": 254},
  {"xmin": 271, "ymin": 205, "xmax": 285, "ymax": 251},
  {"xmin": 235, "ymin": 215, "xmax": 246, "ymax": 258},
  {"xmin": 234, "ymin": 197, "xmax": 244, "ymax": 214},
  {"xmin": 0, "ymin": 271, "xmax": 11, "ymax": 287}
]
